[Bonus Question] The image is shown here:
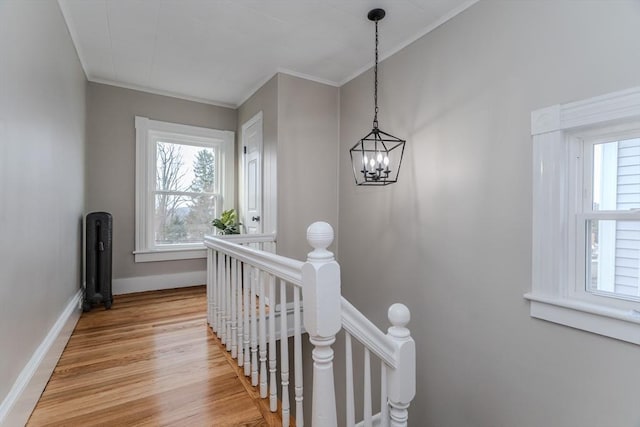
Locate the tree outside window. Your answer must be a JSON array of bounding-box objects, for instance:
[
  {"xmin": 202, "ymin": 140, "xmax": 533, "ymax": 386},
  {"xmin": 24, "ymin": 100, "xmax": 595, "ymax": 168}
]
[{"xmin": 153, "ymin": 141, "xmax": 218, "ymax": 245}]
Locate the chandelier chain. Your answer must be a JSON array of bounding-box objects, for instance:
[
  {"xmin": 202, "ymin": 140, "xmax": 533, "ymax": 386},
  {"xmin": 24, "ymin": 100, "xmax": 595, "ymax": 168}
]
[{"xmin": 373, "ymin": 18, "xmax": 379, "ymax": 129}]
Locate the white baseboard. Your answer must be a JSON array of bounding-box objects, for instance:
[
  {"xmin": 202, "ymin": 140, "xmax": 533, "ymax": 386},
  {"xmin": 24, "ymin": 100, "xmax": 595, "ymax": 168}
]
[
  {"xmin": 113, "ymin": 270, "xmax": 206, "ymax": 295},
  {"xmin": 0, "ymin": 289, "xmax": 82, "ymax": 427}
]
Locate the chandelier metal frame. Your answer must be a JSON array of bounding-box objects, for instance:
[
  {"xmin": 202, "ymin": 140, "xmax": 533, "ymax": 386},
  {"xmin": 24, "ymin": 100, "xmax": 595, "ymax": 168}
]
[{"xmin": 349, "ymin": 8, "xmax": 406, "ymax": 186}]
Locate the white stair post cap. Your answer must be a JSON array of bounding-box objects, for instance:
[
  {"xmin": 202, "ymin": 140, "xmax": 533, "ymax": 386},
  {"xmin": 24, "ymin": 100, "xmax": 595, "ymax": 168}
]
[
  {"xmin": 388, "ymin": 303, "xmax": 410, "ymax": 328},
  {"xmin": 306, "ymin": 222, "xmax": 334, "ymax": 261}
]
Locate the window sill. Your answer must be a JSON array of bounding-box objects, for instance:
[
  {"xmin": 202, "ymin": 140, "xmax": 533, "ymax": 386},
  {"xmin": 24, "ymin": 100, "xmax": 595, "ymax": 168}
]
[
  {"xmin": 134, "ymin": 248, "xmax": 206, "ymax": 263},
  {"xmin": 524, "ymin": 292, "xmax": 640, "ymax": 345}
]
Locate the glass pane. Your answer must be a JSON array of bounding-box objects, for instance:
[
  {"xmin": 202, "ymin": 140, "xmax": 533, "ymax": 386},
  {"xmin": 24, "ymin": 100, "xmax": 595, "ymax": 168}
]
[
  {"xmin": 154, "ymin": 194, "xmax": 217, "ymax": 245},
  {"xmin": 156, "ymin": 142, "xmax": 215, "ymax": 193},
  {"xmin": 593, "ymin": 138, "xmax": 640, "ymax": 210},
  {"xmin": 587, "ymin": 219, "xmax": 640, "ymax": 300}
]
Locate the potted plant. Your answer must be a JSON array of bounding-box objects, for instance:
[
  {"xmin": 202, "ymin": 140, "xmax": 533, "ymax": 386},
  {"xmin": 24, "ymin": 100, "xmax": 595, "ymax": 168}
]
[{"xmin": 211, "ymin": 209, "xmax": 242, "ymax": 235}]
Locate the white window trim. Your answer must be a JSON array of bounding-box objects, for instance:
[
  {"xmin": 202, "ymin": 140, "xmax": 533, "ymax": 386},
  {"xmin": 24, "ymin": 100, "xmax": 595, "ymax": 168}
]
[
  {"xmin": 527, "ymin": 86, "xmax": 640, "ymax": 345},
  {"xmin": 134, "ymin": 116, "xmax": 234, "ymax": 263}
]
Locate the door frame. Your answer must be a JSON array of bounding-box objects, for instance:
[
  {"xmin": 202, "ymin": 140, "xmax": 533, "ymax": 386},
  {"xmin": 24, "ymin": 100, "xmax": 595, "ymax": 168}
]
[{"xmin": 240, "ymin": 111, "xmax": 276, "ymax": 238}]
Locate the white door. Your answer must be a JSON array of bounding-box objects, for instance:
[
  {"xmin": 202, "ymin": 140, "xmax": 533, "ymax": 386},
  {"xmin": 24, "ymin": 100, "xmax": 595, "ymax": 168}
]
[{"xmin": 242, "ymin": 112, "xmax": 263, "ymax": 234}]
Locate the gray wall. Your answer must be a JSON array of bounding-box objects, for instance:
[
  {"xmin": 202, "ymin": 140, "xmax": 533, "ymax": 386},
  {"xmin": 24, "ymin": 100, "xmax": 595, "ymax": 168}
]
[
  {"xmin": 277, "ymin": 74, "xmax": 340, "ymax": 259},
  {"xmin": 0, "ymin": 0, "xmax": 86, "ymax": 402},
  {"xmin": 338, "ymin": 1, "xmax": 640, "ymax": 426},
  {"xmin": 86, "ymin": 82, "xmax": 237, "ymax": 282},
  {"xmin": 237, "ymin": 74, "xmax": 339, "ymax": 260}
]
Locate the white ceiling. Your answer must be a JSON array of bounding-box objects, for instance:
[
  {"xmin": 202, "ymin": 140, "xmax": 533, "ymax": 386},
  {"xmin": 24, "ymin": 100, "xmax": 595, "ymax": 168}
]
[{"xmin": 59, "ymin": 0, "xmax": 476, "ymax": 108}]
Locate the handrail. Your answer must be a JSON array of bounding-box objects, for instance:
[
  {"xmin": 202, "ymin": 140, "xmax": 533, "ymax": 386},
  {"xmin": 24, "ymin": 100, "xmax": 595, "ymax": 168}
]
[
  {"xmin": 341, "ymin": 297, "xmax": 398, "ymax": 369},
  {"xmin": 217, "ymin": 232, "xmax": 277, "ymax": 244},
  {"xmin": 208, "ymin": 234, "xmax": 400, "ymax": 369},
  {"xmin": 204, "ymin": 235, "xmax": 303, "ymax": 286}
]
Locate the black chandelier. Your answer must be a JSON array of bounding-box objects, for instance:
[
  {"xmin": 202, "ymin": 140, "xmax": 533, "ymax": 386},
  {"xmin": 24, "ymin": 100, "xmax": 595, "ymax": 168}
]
[{"xmin": 350, "ymin": 8, "xmax": 406, "ymax": 186}]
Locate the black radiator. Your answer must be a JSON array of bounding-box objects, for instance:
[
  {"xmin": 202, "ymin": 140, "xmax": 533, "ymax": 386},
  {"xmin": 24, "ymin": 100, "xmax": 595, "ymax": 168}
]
[{"xmin": 84, "ymin": 212, "xmax": 113, "ymax": 311}]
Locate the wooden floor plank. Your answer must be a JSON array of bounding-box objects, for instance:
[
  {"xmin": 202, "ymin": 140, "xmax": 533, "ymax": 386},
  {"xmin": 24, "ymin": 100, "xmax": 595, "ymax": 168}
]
[{"xmin": 27, "ymin": 286, "xmax": 278, "ymax": 427}]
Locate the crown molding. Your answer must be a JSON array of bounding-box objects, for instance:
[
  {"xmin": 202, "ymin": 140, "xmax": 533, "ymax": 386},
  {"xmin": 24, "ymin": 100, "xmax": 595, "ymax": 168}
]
[
  {"xmin": 88, "ymin": 77, "xmax": 236, "ymax": 109},
  {"xmin": 57, "ymin": 0, "xmax": 89, "ymax": 80}
]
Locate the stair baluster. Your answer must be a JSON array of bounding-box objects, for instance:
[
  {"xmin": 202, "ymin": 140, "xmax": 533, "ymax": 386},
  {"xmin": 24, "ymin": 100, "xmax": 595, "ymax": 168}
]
[
  {"xmin": 280, "ymin": 279, "xmax": 290, "ymax": 426},
  {"xmin": 268, "ymin": 275, "xmax": 277, "ymax": 411}
]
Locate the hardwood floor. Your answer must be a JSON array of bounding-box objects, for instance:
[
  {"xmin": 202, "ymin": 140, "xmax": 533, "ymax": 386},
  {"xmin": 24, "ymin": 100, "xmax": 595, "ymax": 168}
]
[{"xmin": 27, "ymin": 286, "xmax": 281, "ymax": 426}]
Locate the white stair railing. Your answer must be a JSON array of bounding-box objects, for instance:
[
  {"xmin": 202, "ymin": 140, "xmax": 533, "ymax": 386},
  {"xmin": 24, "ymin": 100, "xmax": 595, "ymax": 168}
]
[{"xmin": 204, "ymin": 222, "xmax": 415, "ymax": 427}]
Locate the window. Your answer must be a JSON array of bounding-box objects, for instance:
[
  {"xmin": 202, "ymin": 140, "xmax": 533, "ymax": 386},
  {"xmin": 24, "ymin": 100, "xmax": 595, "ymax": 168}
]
[
  {"xmin": 527, "ymin": 86, "xmax": 640, "ymax": 345},
  {"xmin": 583, "ymin": 134, "xmax": 640, "ymax": 304},
  {"xmin": 135, "ymin": 117, "xmax": 234, "ymax": 262}
]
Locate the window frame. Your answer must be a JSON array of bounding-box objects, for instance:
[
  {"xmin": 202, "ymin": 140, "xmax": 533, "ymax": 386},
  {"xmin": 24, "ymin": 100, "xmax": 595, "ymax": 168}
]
[
  {"xmin": 134, "ymin": 116, "xmax": 234, "ymax": 263},
  {"xmin": 527, "ymin": 86, "xmax": 640, "ymax": 345}
]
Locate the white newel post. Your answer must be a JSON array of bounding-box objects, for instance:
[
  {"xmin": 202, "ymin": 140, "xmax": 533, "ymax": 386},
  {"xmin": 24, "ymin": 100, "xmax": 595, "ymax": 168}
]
[
  {"xmin": 302, "ymin": 222, "xmax": 341, "ymax": 427},
  {"xmin": 386, "ymin": 304, "xmax": 416, "ymax": 427}
]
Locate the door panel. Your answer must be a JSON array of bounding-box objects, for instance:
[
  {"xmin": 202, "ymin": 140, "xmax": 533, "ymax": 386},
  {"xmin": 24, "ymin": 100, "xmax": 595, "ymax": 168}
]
[
  {"xmin": 242, "ymin": 113, "xmax": 262, "ymax": 234},
  {"xmin": 245, "ymin": 151, "xmax": 260, "ymax": 233}
]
